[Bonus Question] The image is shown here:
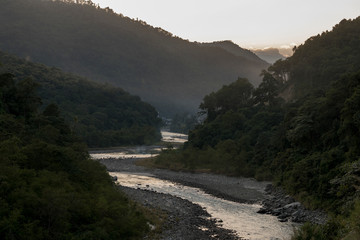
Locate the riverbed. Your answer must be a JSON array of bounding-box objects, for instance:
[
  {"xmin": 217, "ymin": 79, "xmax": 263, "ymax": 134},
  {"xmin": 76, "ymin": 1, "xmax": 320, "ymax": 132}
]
[
  {"xmin": 111, "ymin": 172, "xmax": 296, "ymax": 240},
  {"xmin": 90, "ymin": 131, "xmax": 298, "ymax": 240}
]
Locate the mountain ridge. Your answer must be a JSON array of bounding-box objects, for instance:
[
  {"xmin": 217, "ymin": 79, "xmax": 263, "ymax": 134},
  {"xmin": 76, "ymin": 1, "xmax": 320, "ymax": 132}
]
[
  {"xmin": 200, "ymin": 40, "xmax": 268, "ymax": 64},
  {"xmin": 0, "ymin": 0, "xmax": 269, "ymax": 116},
  {"xmin": 0, "ymin": 50, "xmax": 162, "ymax": 147}
]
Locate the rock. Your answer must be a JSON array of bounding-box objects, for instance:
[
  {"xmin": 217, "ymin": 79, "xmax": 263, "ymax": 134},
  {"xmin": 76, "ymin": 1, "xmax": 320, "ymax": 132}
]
[
  {"xmin": 258, "ymin": 186, "xmax": 327, "ymax": 225},
  {"xmin": 257, "ymin": 208, "xmax": 267, "ymax": 214},
  {"xmin": 264, "ymin": 184, "xmax": 273, "ymax": 193},
  {"xmin": 147, "ymin": 222, "xmax": 156, "ymax": 231},
  {"xmin": 273, "ymin": 208, "xmax": 282, "ymax": 216},
  {"xmin": 118, "ymin": 186, "xmax": 239, "ymax": 239},
  {"xmin": 284, "ymin": 202, "xmax": 301, "ymax": 209},
  {"xmin": 96, "ymin": 154, "xmax": 327, "ymax": 233}
]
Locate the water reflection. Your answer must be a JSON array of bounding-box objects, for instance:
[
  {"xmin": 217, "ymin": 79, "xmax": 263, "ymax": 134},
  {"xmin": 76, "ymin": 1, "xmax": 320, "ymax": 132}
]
[
  {"xmin": 161, "ymin": 131, "xmax": 188, "ymax": 143},
  {"xmin": 111, "ymin": 172, "xmax": 297, "ymax": 240},
  {"xmin": 90, "ymin": 131, "xmax": 187, "ymax": 159},
  {"xmin": 90, "ymin": 131, "xmax": 297, "ymax": 239},
  {"xmin": 90, "ymin": 146, "xmax": 161, "ymax": 159}
]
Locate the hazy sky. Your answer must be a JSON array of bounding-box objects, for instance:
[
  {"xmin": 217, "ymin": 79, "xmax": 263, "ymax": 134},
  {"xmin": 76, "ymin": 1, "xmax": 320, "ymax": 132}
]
[{"xmin": 92, "ymin": 0, "xmax": 359, "ymax": 49}]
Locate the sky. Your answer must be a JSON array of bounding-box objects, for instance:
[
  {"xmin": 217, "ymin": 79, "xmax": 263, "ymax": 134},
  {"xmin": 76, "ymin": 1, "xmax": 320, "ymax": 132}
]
[{"xmin": 92, "ymin": 0, "xmax": 360, "ymax": 50}]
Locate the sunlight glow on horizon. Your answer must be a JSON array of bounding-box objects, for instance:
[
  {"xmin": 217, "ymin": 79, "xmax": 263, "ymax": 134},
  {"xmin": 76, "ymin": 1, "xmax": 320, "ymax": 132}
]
[{"xmin": 92, "ymin": 0, "xmax": 360, "ymax": 49}]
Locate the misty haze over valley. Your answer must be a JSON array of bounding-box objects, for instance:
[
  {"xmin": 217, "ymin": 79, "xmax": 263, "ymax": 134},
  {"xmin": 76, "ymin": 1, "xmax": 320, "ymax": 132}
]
[{"xmin": 1, "ymin": 1, "xmax": 360, "ymax": 239}]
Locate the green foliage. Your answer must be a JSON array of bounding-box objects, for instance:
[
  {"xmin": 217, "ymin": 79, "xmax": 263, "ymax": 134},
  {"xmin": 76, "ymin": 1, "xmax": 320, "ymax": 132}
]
[
  {"xmin": 270, "ymin": 17, "xmax": 360, "ymax": 99},
  {"xmin": 0, "ymin": 51, "xmax": 161, "ymax": 147},
  {"xmin": 179, "ymin": 71, "xmax": 360, "ymax": 210},
  {"xmin": 292, "ymin": 219, "xmax": 343, "ymax": 240},
  {"xmin": 0, "ymin": 0, "xmax": 268, "ymax": 115},
  {"xmin": 157, "ymin": 77, "xmax": 284, "ymax": 177},
  {"xmin": 169, "ymin": 112, "xmax": 198, "ymax": 134},
  {"xmin": 0, "ymin": 73, "xmax": 151, "ymax": 239},
  {"xmin": 155, "ymin": 17, "xmax": 360, "ymax": 238},
  {"xmin": 199, "ymin": 78, "xmax": 254, "ymax": 121},
  {"xmin": 253, "ymin": 70, "xmax": 283, "ymax": 106}
]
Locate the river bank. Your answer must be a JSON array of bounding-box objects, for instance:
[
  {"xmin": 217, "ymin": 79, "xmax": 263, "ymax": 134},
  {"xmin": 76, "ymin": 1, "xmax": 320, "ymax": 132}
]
[
  {"xmin": 99, "ymin": 157, "xmax": 326, "ymax": 222},
  {"xmin": 99, "ymin": 157, "xmax": 244, "ymax": 239},
  {"xmin": 121, "ymin": 186, "xmax": 239, "ymax": 239},
  {"xmin": 98, "ymin": 157, "xmax": 269, "ymax": 204},
  {"xmin": 95, "ymin": 156, "xmax": 325, "ymax": 239}
]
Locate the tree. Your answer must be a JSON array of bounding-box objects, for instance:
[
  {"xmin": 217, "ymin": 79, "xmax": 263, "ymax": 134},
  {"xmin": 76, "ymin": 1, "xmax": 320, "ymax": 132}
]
[
  {"xmin": 15, "ymin": 78, "xmax": 41, "ymax": 118},
  {"xmin": 253, "ymin": 70, "xmax": 281, "ymax": 106},
  {"xmin": 43, "ymin": 103, "xmax": 60, "ymax": 117},
  {"xmin": 199, "ymin": 78, "xmax": 253, "ymax": 120}
]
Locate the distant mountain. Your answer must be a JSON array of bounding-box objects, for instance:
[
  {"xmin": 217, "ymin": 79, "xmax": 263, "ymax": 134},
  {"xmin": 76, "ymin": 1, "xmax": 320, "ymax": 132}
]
[
  {"xmin": 201, "ymin": 41, "xmax": 268, "ymax": 64},
  {"xmin": 0, "ymin": 0, "xmax": 269, "ymax": 116},
  {"xmin": 252, "ymin": 48, "xmax": 285, "ymax": 64},
  {"xmin": 0, "ymin": 51, "xmax": 161, "ymax": 147}
]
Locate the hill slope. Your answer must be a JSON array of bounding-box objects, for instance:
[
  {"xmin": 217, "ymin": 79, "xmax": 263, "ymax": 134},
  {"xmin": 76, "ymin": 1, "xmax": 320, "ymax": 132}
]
[
  {"xmin": 270, "ymin": 17, "xmax": 360, "ymax": 99},
  {"xmin": 0, "ymin": 72, "xmax": 152, "ymax": 239},
  {"xmin": 0, "ymin": 0, "xmax": 269, "ymax": 116},
  {"xmin": 153, "ymin": 17, "xmax": 360, "ymax": 239},
  {"xmin": 0, "ymin": 51, "xmax": 161, "ymax": 147},
  {"xmin": 201, "ymin": 40, "xmax": 268, "ymax": 64}
]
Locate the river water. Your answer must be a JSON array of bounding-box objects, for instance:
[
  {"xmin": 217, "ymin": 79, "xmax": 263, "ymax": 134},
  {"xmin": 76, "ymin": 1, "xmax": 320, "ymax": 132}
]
[{"xmin": 90, "ymin": 131, "xmax": 297, "ymax": 240}]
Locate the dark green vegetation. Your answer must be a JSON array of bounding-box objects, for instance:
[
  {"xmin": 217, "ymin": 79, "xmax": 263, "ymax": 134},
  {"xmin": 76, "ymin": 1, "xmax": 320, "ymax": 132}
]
[
  {"xmin": 0, "ymin": 51, "xmax": 161, "ymax": 147},
  {"xmin": 273, "ymin": 17, "xmax": 360, "ymax": 100},
  {"xmin": 0, "ymin": 73, "xmax": 154, "ymax": 239},
  {"xmin": 169, "ymin": 112, "xmax": 198, "ymax": 134},
  {"xmin": 154, "ymin": 17, "xmax": 360, "ymax": 239},
  {"xmin": 201, "ymin": 40, "xmax": 268, "ymax": 63},
  {"xmin": 0, "ymin": 0, "xmax": 268, "ymax": 116}
]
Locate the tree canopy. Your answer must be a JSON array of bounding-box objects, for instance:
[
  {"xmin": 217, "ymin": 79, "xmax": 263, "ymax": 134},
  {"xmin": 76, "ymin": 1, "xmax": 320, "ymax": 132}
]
[
  {"xmin": 0, "ymin": 51, "xmax": 161, "ymax": 147},
  {"xmin": 270, "ymin": 17, "xmax": 360, "ymax": 99},
  {"xmin": 0, "ymin": 72, "xmax": 152, "ymax": 239},
  {"xmin": 154, "ymin": 17, "xmax": 360, "ymax": 239}
]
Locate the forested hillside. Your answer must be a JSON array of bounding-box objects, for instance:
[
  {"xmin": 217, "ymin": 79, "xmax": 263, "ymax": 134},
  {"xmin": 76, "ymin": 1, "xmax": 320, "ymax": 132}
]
[
  {"xmin": 201, "ymin": 41, "xmax": 268, "ymax": 64},
  {"xmin": 154, "ymin": 17, "xmax": 360, "ymax": 239},
  {"xmin": 270, "ymin": 17, "xmax": 360, "ymax": 99},
  {"xmin": 0, "ymin": 72, "xmax": 153, "ymax": 239},
  {"xmin": 0, "ymin": 0, "xmax": 268, "ymax": 116},
  {"xmin": 0, "ymin": 51, "xmax": 161, "ymax": 147}
]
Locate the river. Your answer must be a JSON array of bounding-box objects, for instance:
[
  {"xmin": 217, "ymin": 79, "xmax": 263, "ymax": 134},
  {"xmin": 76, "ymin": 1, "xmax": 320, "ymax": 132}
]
[{"xmin": 90, "ymin": 131, "xmax": 298, "ymax": 240}]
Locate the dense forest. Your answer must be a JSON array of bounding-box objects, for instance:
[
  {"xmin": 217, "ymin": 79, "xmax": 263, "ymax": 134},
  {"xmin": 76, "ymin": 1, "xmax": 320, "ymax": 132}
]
[
  {"xmin": 0, "ymin": 72, "xmax": 154, "ymax": 239},
  {"xmin": 0, "ymin": 51, "xmax": 161, "ymax": 147},
  {"xmin": 0, "ymin": 0, "xmax": 268, "ymax": 116},
  {"xmin": 271, "ymin": 17, "xmax": 360, "ymax": 100},
  {"xmin": 169, "ymin": 112, "xmax": 198, "ymax": 134},
  {"xmin": 154, "ymin": 17, "xmax": 360, "ymax": 239},
  {"xmin": 200, "ymin": 40, "xmax": 268, "ymax": 63}
]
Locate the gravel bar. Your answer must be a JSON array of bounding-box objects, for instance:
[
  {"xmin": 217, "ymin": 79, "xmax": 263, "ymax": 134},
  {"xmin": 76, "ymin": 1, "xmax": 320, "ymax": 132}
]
[{"xmin": 97, "ymin": 157, "xmax": 327, "ymax": 239}]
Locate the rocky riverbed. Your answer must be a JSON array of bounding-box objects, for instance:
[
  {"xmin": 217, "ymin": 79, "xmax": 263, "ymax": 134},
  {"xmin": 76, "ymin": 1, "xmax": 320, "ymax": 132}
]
[
  {"xmin": 121, "ymin": 186, "xmax": 239, "ymax": 239},
  {"xmin": 257, "ymin": 185, "xmax": 327, "ymax": 224},
  {"xmin": 98, "ymin": 157, "xmax": 269, "ymax": 203},
  {"xmin": 97, "ymin": 157, "xmax": 327, "ymax": 239}
]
